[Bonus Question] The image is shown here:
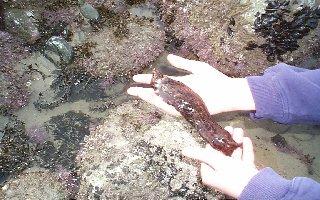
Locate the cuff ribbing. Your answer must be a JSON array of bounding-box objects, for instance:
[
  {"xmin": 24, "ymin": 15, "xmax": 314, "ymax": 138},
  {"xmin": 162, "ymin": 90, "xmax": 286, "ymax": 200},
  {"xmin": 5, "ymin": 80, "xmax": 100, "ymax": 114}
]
[
  {"xmin": 239, "ymin": 167, "xmax": 291, "ymax": 200},
  {"xmin": 246, "ymin": 76, "xmax": 289, "ymax": 123}
]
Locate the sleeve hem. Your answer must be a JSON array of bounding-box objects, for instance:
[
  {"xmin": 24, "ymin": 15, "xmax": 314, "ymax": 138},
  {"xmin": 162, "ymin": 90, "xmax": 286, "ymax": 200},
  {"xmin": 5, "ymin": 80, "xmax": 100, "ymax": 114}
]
[
  {"xmin": 246, "ymin": 76, "xmax": 289, "ymax": 123},
  {"xmin": 239, "ymin": 167, "xmax": 291, "ymax": 200}
]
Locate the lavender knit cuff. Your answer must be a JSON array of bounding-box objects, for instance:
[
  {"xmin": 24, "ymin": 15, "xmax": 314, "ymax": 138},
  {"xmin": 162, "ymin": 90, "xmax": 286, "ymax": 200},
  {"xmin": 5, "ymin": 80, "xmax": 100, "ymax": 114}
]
[
  {"xmin": 239, "ymin": 167, "xmax": 291, "ymax": 200},
  {"xmin": 246, "ymin": 75, "xmax": 289, "ymax": 123}
]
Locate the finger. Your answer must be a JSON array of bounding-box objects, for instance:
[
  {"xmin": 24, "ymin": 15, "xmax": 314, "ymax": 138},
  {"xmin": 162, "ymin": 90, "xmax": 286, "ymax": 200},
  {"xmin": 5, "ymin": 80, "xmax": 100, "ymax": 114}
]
[
  {"xmin": 200, "ymin": 162, "xmax": 218, "ymax": 186},
  {"xmin": 167, "ymin": 54, "xmax": 213, "ymax": 74},
  {"xmin": 232, "ymin": 128, "xmax": 244, "ymax": 144},
  {"xmin": 182, "ymin": 146, "xmax": 227, "ymax": 170},
  {"xmin": 242, "ymin": 137, "xmax": 255, "ymax": 163},
  {"xmin": 224, "ymin": 126, "xmax": 234, "ymax": 134},
  {"xmin": 132, "ymin": 74, "xmax": 152, "ymax": 84},
  {"xmin": 231, "ymin": 148, "xmax": 242, "ymax": 160},
  {"xmin": 127, "ymin": 87, "xmax": 180, "ymax": 115}
]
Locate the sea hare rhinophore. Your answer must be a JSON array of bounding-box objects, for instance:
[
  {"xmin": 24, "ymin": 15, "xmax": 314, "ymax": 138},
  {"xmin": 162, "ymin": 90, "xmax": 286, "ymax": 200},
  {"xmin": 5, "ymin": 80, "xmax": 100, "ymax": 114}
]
[{"xmin": 149, "ymin": 69, "xmax": 240, "ymax": 156}]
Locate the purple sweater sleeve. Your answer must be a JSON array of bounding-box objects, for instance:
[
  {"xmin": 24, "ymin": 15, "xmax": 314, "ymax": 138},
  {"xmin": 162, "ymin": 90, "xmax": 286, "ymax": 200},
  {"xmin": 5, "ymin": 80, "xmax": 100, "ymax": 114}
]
[
  {"xmin": 241, "ymin": 64, "xmax": 320, "ymax": 199},
  {"xmin": 239, "ymin": 167, "xmax": 320, "ymax": 200},
  {"xmin": 246, "ymin": 63, "xmax": 320, "ymax": 124}
]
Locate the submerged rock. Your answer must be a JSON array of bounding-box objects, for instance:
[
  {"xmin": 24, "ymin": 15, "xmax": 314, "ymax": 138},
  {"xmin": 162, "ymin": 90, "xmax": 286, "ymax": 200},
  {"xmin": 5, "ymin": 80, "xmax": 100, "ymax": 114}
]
[
  {"xmin": 35, "ymin": 111, "xmax": 95, "ymax": 170},
  {"xmin": 76, "ymin": 100, "xmax": 226, "ymax": 199},
  {"xmin": 1, "ymin": 169, "xmax": 68, "ymax": 200},
  {"xmin": 4, "ymin": 9, "xmax": 41, "ymax": 43},
  {"xmin": 80, "ymin": 3, "xmax": 100, "ymax": 21},
  {"xmin": 43, "ymin": 36, "xmax": 74, "ymax": 66}
]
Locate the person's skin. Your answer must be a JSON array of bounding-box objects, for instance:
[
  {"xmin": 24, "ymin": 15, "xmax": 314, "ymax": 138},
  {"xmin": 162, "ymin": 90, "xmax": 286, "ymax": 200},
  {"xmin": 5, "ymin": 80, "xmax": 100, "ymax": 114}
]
[
  {"xmin": 127, "ymin": 54, "xmax": 259, "ymax": 198},
  {"xmin": 127, "ymin": 54, "xmax": 256, "ymax": 116},
  {"xmin": 183, "ymin": 126, "xmax": 258, "ymax": 198}
]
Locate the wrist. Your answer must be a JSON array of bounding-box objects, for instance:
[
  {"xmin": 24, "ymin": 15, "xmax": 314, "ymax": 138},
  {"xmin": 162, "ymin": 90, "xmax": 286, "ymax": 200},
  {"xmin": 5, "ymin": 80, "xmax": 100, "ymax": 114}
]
[{"xmin": 231, "ymin": 78, "xmax": 256, "ymax": 111}]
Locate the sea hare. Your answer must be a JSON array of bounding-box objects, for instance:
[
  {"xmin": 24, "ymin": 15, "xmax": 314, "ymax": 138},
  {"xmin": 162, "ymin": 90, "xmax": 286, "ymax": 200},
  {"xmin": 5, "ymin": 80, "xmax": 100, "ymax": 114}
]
[{"xmin": 145, "ymin": 69, "xmax": 240, "ymax": 156}]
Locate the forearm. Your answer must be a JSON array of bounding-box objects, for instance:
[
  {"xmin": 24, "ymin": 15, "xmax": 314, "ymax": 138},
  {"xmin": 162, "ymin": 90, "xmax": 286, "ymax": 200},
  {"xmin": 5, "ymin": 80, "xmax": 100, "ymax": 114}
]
[
  {"xmin": 239, "ymin": 167, "xmax": 320, "ymax": 200},
  {"xmin": 230, "ymin": 78, "xmax": 256, "ymax": 112},
  {"xmin": 245, "ymin": 64, "xmax": 320, "ymax": 124}
]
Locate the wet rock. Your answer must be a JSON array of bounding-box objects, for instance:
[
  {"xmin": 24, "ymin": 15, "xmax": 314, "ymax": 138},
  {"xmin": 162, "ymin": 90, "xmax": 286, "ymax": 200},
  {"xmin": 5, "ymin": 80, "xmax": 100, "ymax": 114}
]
[
  {"xmin": 0, "ymin": 31, "xmax": 31, "ymax": 67},
  {"xmin": 35, "ymin": 111, "xmax": 95, "ymax": 170},
  {"xmin": 43, "ymin": 36, "xmax": 74, "ymax": 66},
  {"xmin": 250, "ymin": 1, "xmax": 320, "ymax": 62},
  {"xmin": 77, "ymin": 14, "xmax": 165, "ymax": 79},
  {"xmin": 162, "ymin": 0, "xmax": 271, "ymax": 77},
  {"xmin": 1, "ymin": 169, "xmax": 68, "ymax": 200},
  {"xmin": 80, "ymin": 3, "xmax": 100, "ymax": 21},
  {"xmin": 76, "ymin": 100, "xmax": 224, "ymax": 199},
  {"xmin": 0, "ymin": 118, "xmax": 31, "ymax": 174},
  {"xmin": 0, "ymin": 32, "xmax": 31, "ymax": 114},
  {"xmin": 4, "ymin": 9, "xmax": 41, "ymax": 43}
]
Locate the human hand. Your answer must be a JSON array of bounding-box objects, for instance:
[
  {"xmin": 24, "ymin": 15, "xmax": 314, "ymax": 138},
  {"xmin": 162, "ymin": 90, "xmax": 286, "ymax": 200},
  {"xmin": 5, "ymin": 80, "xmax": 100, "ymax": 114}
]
[
  {"xmin": 182, "ymin": 127, "xmax": 258, "ymax": 199},
  {"xmin": 127, "ymin": 54, "xmax": 256, "ymax": 116}
]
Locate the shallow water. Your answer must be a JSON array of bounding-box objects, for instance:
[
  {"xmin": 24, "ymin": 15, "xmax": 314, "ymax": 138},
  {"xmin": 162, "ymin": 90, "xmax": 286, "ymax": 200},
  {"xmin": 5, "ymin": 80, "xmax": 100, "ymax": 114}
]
[{"xmin": 1, "ymin": 0, "xmax": 320, "ymax": 199}]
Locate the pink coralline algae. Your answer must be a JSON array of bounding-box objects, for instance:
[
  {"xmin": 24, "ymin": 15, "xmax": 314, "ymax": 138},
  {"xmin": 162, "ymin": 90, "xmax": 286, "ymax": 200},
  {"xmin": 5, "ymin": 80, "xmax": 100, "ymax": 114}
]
[
  {"xmin": 0, "ymin": 31, "xmax": 31, "ymax": 68},
  {"xmin": 26, "ymin": 125, "xmax": 48, "ymax": 144},
  {"xmin": 0, "ymin": 31, "xmax": 31, "ymax": 113},
  {"xmin": 41, "ymin": 7, "xmax": 79, "ymax": 28},
  {"xmin": 160, "ymin": 0, "xmax": 274, "ymax": 77},
  {"xmin": 56, "ymin": 165, "xmax": 79, "ymax": 198},
  {"xmin": 76, "ymin": 15, "xmax": 165, "ymax": 79},
  {"xmin": 86, "ymin": 0, "xmax": 127, "ymax": 13},
  {"xmin": 0, "ymin": 65, "xmax": 30, "ymax": 113}
]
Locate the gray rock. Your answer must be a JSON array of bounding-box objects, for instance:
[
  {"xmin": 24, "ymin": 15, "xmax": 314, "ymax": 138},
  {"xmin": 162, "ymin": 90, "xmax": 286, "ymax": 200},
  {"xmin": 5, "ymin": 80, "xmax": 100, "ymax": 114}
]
[
  {"xmin": 4, "ymin": 9, "xmax": 41, "ymax": 43},
  {"xmin": 43, "ymin": 36, "xmax": 74, "ymax": 66},
  {"xmin": 80, "ymin": 3, "xmax": 99, "ymax": 21}
]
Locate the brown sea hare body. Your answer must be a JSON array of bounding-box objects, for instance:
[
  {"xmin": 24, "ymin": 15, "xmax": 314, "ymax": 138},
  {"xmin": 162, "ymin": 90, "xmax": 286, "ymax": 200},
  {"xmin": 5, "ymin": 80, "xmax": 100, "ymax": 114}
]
[{"xmin": 150, "ymin": 69, "xmax": 240, "ymax": 156}]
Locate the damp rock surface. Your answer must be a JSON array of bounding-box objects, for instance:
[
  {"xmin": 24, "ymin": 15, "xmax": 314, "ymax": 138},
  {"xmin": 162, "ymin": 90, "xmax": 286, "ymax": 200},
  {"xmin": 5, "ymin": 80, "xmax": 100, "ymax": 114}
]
[
  {"xmin": 35, "ymin": 111, "xmax": 95, "ymax": 170},
  {"xmin": 162, "ymin": 0, "xmax": 320, "ymax": 77},
  {"xmin": 76, "ymin": 100, "xmax": 227, "ymax": 199},
  {"xmin": 0, "ymin": 119, "xmax": 31, "ymax": 174},
  {"xmin": 77, "ymin": 14, "xmax": 165, "ymax": 78},
  {"xmin": 1, "ymin": 169, "xmax": 68, "ymax": 200}
]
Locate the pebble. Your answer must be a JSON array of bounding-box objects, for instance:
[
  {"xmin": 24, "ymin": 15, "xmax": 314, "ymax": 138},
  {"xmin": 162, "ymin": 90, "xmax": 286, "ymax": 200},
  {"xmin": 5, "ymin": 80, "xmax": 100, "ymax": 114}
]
[
  {"xmin": 80, "ymin": 3, "xmax": 100, "ymax": 21},
  {"xmin": 4, "ymin": 9, "xmax": 40, "ymax": 43},
  {"xmin": 43, "ymin": 36, "xmax": 74, "ymax": 66}
]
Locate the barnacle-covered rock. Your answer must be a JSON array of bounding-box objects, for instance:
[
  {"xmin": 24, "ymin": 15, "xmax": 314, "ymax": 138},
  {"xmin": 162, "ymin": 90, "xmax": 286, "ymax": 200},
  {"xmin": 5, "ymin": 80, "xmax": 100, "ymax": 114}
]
[
  {"xmin": 77, "ymin": 14, "xmax": 165, "ymax": 78},
  {"xmin": 3, "ymin": 0, "xmax": 60, "ymax": 9},
  {"xmin": 161, "ymin": 0, "xmax": 270, "ymax": 77},
  {"xmin": 41, "ymin": 6, "xmax": 79, "ymax": 29},
  {"xmin": 0, "ymin": 31, "xmax": 31, "ymax": 113},
  {"xmin": 0, "ymin": 119, "xmax": 31, "ymax": 174},
  {"xmin": 86, "ymin": 0, "xmax": 128, "ymax": 13},
  {"xmin": 4, "ymin": 9, "xmax": 41, "ymax": 43},
  {"xmin": 1, "ymin": 169, "xmax": 68, "ymax": 200},
  {"xmin": 0, "ymin": 68, "xmax": 30, "ymax": 114},
  {"xmin": 35, "ymin": 111, "xmax": 94, "ymax": 170},
  {"xmin": 164, "ymin": 0, "xmax": 320, "ymax": 77},
  {"xmin": 76, "ymin": 100, "xmax": 226, "ymax": 199},
  {"xmin": 0, "ymin": 31, "xmax": 31, "ymax": 67}
]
